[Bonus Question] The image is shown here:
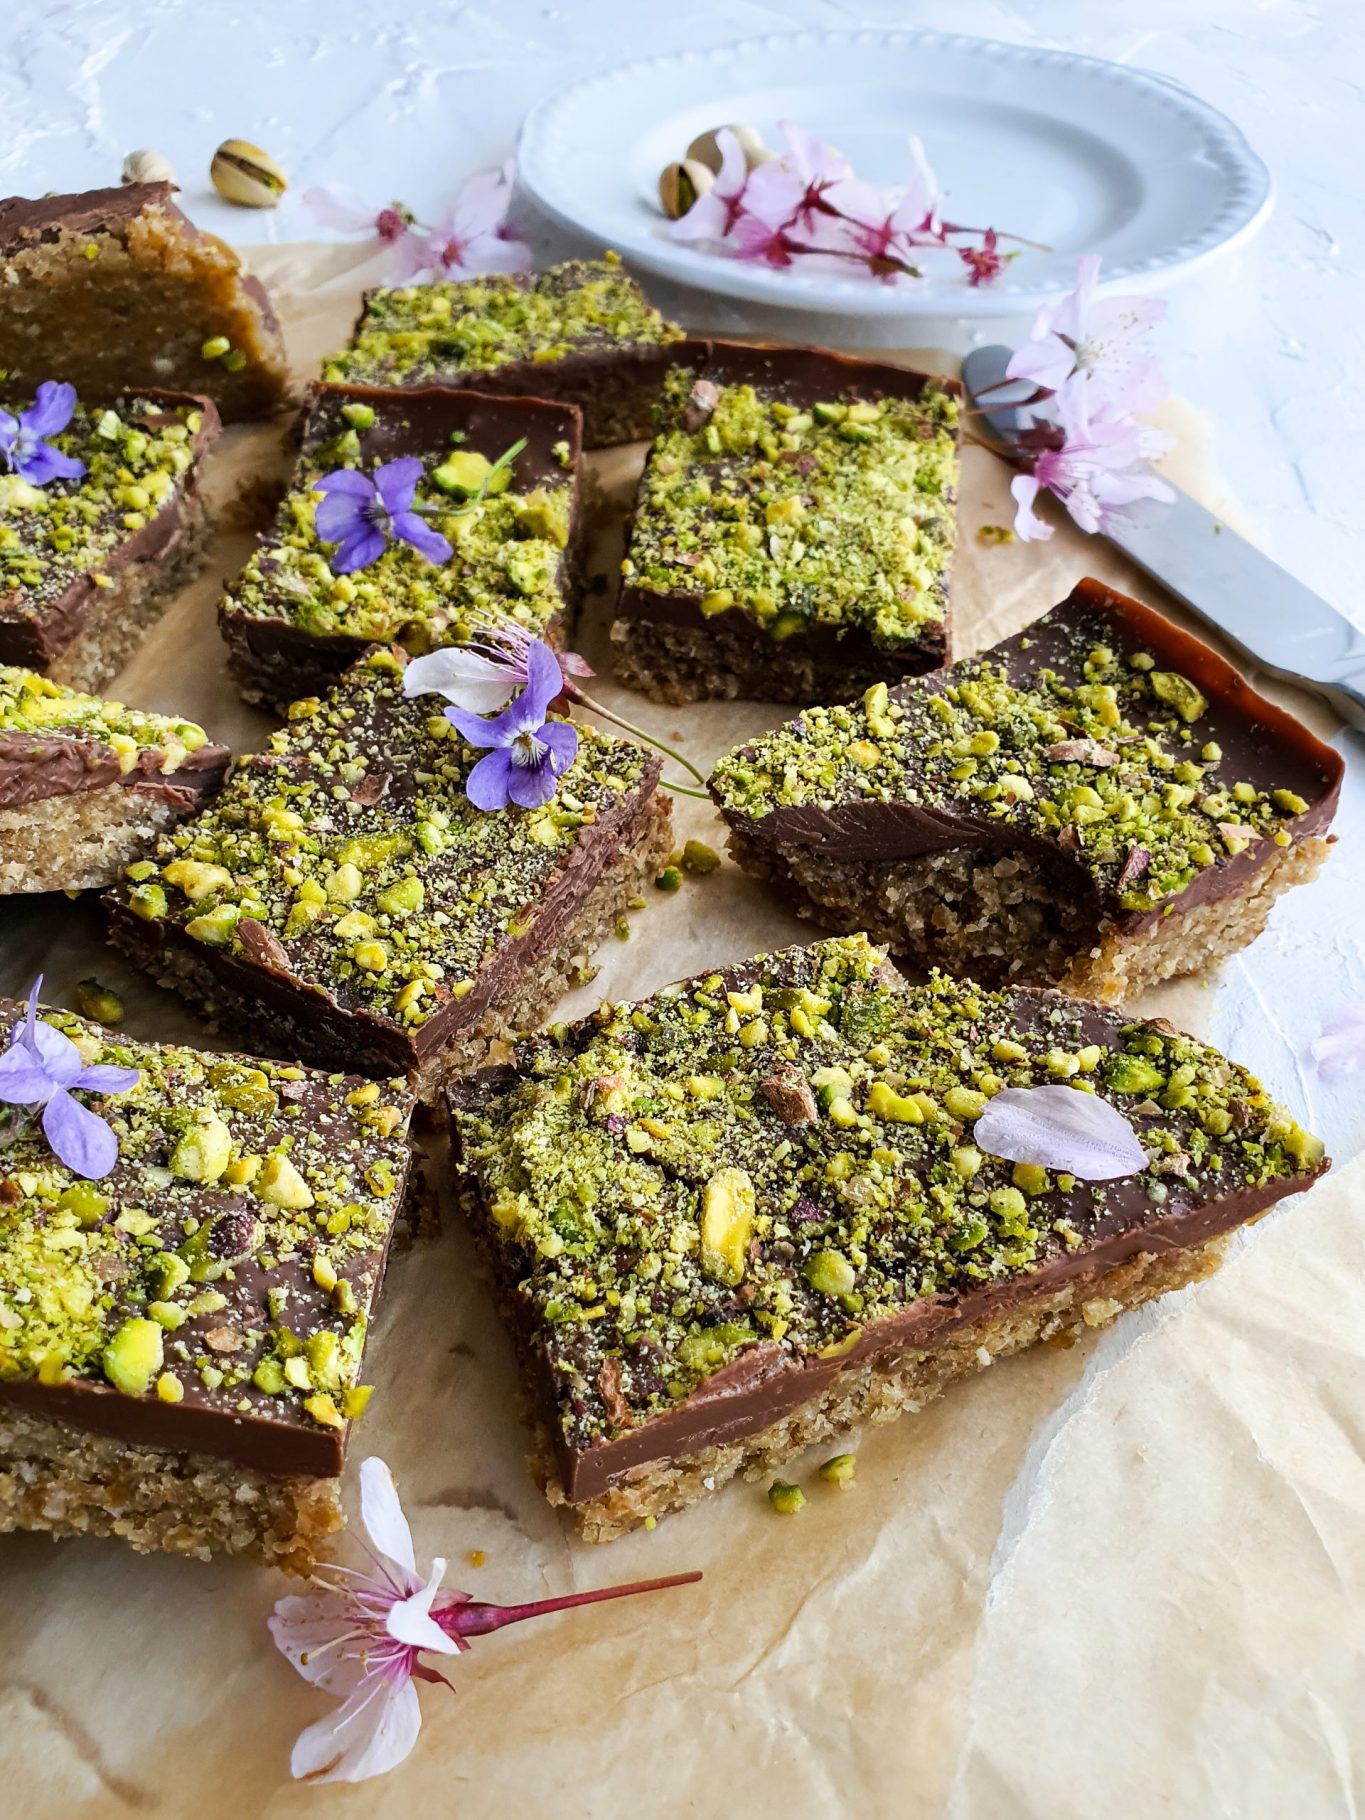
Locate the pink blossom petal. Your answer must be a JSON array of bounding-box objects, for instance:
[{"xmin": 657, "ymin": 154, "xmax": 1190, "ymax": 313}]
[
  {"xmin": 1010, "ymin": 473, "xmax": 1053, "ymax": 542},
  {"xmin": 1005, "ymin": 335, "xmax": 1076, "ymax": 395},
  {"xmin": 358, "ymin": 1457, "xmax": 418, "ymax": 1582},
  {"xmin": 974, "ymin": 1085, "xmax": 1147, "ymax": 1181},
  {"xmin": 270, "ymin": 1591, "xmax": 370, "ymax": 1696},
  {"xmin": 302, "ymin": 186, "xmax": 380, "ymax": 236},
  {"xmin": 387, "ymin": 1564, "xmax": 462, "ymax": 1656},
  {"xmin": 1311, "ymin": 1002, "xmax": 1365, "ymax": 1079},
  {"xmin": 777, "ymin": 120, "xmax": 851, "ymax": 186},
  {"xmin": 291, "ymin": 1677, "xmax": 423, "ymax": 1785}
]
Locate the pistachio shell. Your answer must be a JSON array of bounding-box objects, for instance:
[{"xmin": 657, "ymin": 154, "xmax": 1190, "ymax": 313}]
[
  {"xmin": 686, "ymin": 123, "xmax": 768, "ymax": 174},
  {"xmin": 211, "ymin": 139, "xmax": 288, "ymax": 208},
  {"xmin": 122, "ymin": 148, "xmax": 176, "ymax": 187},
  {"xmin": 658, "ymin": 158, "xmax": 714, "ymax": 221}
]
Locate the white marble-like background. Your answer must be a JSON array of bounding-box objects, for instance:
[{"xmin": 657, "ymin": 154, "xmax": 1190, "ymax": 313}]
[{"xmin": 3, "ymin": 0, "xmax": 1364, "ymax": 1154}]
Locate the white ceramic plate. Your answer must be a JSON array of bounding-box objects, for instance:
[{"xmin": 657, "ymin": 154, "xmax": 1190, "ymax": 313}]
[{"xmin": 517, "ymin": 28, "xmax": 1272, "ymax": 318}]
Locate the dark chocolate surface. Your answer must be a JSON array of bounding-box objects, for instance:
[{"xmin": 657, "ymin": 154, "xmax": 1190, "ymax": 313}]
[
  {"xmin": 0, "ymin": 999, "xmax": 415, "ymax": 1478},
  {"xmin": 614, "ymin": 339, "xmax": 959, "ymax": 674},
  {"xmin": 106, "ymin": 645, "xmax": 662, "ymax": 1076},
  {"xmin": 219, "ymin": 382, "xmax": 584, "ymax": 682},
  {"xmin": 449, "ymin": 934, "xmax": 1327, "ymax": 1503},
  {"xmin": 712, "ymin": 579, "xmax": 1343, "ymax": 933}
]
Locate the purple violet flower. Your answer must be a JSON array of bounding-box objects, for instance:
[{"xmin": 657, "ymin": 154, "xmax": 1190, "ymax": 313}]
[
  {"xmin": 445, "ymin": 638, "xmax": 578, "ymax": 811},
  {"xmin": 314, "ymin": 459, "xmax": 453, "ymax": 575},
  {"xmin": 0, "ymin": 977, "xmax": 139, "ymax": 1179},
  {"xmin": 0, "ymin": 382, "xmax": 87, "ymax": 487}
]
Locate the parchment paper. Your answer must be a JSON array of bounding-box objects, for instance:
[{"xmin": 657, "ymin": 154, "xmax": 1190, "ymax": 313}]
[{"xmin": 2, "ymin": 246, "xmax": 1360, "ymax": 1820}]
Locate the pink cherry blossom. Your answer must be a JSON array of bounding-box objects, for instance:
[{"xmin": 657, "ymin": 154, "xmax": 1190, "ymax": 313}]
[
  {"xmin": 728, "ymin": 161, "xmax": 813, "ymax": 267},
  {"xmin": 775, "ymin": 120, "xmax": 851, "ymax": 231},
  {"xmin": 415, "ymin": 164, "xmax": 532, "ymax": 280},
  {"xmin": 1006, "ymin": 252, "xmax": 1168, "ymax": 422},
  {"xmin": 271, "ymin": 1458, "xmax": 700, "ymax": 1784},
  {"xmin": 1010, "ymin": 387, "xmax": 1174, "ymax": 541},
  {"xmin": 669, "ymin": 128, "xmax": 751, "ymax": 244},
  {"xmin": 302, "ymin": 187, "xmax": 429, "ymax": 280},
  {"xmin": 1310, "ymin": 1002, "xmax": 1365, "ymax": 1079}
]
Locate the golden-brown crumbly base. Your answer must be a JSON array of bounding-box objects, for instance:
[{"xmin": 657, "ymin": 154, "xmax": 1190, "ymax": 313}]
[
  {"xmin": 0, "ymin": 211, "xmax": 290, "ymax": 422},
  {"xmin": 609, "ymin": 611, "xmax": 942, "ymax": 706},
  {"xmin": 39, "ymin": 494, "xmax": 213, "ymax": 694},
  {"xmin": 0, "ymin": 786, "xmax": 198, "ymax": 894},
  {"xmin": 110, "ymin": 793, "xmax": 674, "ymax": 1101},
  {"xmin": 1060, "ymin": 835, "xmax": 1333, "ymax": 1005},
  {"xmin": 545, "ymin": 1232, "xmax": 1230, "ymax": 1543},
  {"xmin": 0, "ymin": 1403, "xmax": 340, "ymax": 1573},
  {"xmin": 724, "ymin": 825, "xmax": 1333, "ymax": 1008}
]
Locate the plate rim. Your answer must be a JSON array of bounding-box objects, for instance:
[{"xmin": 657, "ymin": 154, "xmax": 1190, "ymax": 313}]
[{"xmin": 517, "ymin": 26, "xmax": 1273, "ymax": 318}]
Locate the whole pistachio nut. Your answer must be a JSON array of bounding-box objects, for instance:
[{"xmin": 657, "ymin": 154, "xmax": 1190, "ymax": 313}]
[
  {"xmin": 658, "ymin": 158, "xmax": 714, "ymax": 221},
  {"xmin": 211, "ymin": 139, "xmax": 288, "ymax": 208},
  {"xmin": 122, "ymin": 148, "xmax": 176, "ymax": 187},
  {"xmin": 686, "ymin": 123, "xmax": 769, "ymax": 174}
]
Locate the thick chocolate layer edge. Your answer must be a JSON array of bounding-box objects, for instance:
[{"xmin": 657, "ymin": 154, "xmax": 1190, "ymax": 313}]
[{"xmin": 714, "ymin": 578, "xmax": 1345, "ymax": 936}]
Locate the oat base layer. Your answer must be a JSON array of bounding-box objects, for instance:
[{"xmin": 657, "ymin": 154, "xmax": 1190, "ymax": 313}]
[
  {"xmin": 609, "ymin": 613, "xmax": 938, "ymax": 707},
  {"xmin": 0, "ymin": 1403, "xmax": 341, "ymax": 1573},
  {"xmin": 39, "ymin": 497, "xmax": 213, "ymax": 694},
  {"xmin": 0, "ymin": 787, "xmax": 197, "ymax": 895},
  {"xmin": 725, "ymin": 826, "xmax": 1332, "ymax": 1007},
  {"xmin": 546, "ymin": 1231, "xmax": 1230, "ymax": 1543}
]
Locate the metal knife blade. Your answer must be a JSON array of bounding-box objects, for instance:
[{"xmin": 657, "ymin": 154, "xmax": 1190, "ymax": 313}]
[{"xmin": 961, "ymin": 344, "xmax": 1365, "ymax": 731}]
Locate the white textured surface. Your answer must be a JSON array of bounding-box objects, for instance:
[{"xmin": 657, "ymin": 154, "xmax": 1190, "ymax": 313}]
[{"xmin": 3, "ymin": 0, "xmax": 1364, "ymax": 1151}]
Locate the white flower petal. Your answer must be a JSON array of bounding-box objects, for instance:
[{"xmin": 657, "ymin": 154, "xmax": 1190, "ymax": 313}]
[
  {"xmin": 359, "ymin": 1457, "xmax": 418, "ymax": 1580},
  {"xmin": 974, "ymin": 1084, "xmax": 1146, "ymax": 1181},
  {"xmin": 402, "ymin": 647, "xmax": 517, "ymax": 714},
  {"xmin": 386, "ymin": 1560, "xmax": 461, "ymax": 1655},
  {"xmin": 291, "ymin": 1676, "xmax": 423, "ymax": 1785},
  {"xmin": 269, "ymin": 1590, "xmax": 369, "ymax": 1695}
]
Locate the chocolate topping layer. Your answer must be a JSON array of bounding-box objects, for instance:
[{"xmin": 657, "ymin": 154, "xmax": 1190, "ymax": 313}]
[
  {"xmin": 219, "ymin": 382, "xmax": 584, "ymax": 690},
  {"xmin": 615, "ymin": 339, "xmax": 959, "ymax": 674},
  {"xmin": 106, "ymin": 645, "xmax": 662, "ymax": 1077},
  {"xmin": 449, "ymin": 934, "xmax": 1326, "ymax": 1503},
  {"xmin": 0, "ymin": 730, "xmax": 229, "ymax": 811},
  {"xmin": 0, "ymin": 999, "xmax": 415, "ymax": 1478},
  {"xmin": 713, "ymin": 579, "xmax": 1343, "ymax": 934}
]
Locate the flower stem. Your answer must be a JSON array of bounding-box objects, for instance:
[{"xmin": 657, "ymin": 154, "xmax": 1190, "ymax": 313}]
[
  {"xmin": 571, "ymin": 688, "xmax": 709, "ymax": 788},
  {"xmin": 443, "ymin": 1571, "xmax": 703, "ymax": 1639}
]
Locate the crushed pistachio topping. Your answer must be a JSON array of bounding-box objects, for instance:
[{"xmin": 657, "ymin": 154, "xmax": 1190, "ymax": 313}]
[
  {"xmin": 621, "ymin": 363, "xmax": 958, "ymax": 648},
  {"xmin": 454, "ymin": 934, "xmax": 1322, "ymax": 1456},
  {"xmin": 322, "ymin": 257, "xmax": 684, "ymax": 388},
  {"xmin": 0, "ymin": 1001, "xmax": 412, "ymax": 1427},
  {"xmin": 116, "ymin": 648, "xmax": 654, "ymax": 1028},
  {"xmin": 0, "ymin": 665, "xmax": 210, "ymax": 767},
  {"xmin": 711, "ymin": 613, "xmax": 1325, "ymax": 913},
  {"xmin": 0, "ymin": 398, "xmax": 205, "ymax": 623},
  {"xmin": 222, "ymin": 392, "xmax": 573, "ymax": 649}
]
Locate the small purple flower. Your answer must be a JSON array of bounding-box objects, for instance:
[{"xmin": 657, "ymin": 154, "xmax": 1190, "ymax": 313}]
[
  {"xmin": 0, "ymin": 977, "xmax": 139, "ymax": 1179},
  {"xmin": 403, "ymin": 614, "xmax": 593, "ymax": 716},
  {"xmin": 445, "ymin": 638, "xmax": 578, "ymax": 811},
  {"xmin": 0, "ymin": 382, "xmax": 87, "ymax": 487},
  {"xmin": 314, "ymin": 459, "xmax": 453, "ymax": 575}
]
